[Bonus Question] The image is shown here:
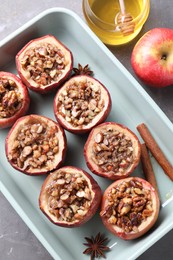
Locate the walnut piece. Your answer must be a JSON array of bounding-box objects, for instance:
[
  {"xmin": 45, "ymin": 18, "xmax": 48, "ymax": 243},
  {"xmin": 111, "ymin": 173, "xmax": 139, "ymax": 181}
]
[
  {"xmin": 101, "ymin": 179, "xmax": 153, "ymax": 233},
  {"xmin": 0, "ymin": 78, "xmax": 22, "ymax": 118},
  {"xmin": 20, "ymin": 43, "xmax": 68, "ymax": 86},
  {"xmin": 9, "ymin": 121, "xmax": 59, "ymax": 171},
  {"xmin": 57, "ymin": 79, "xmax": 105, "ymax": 127},
  {"xmin": 46, "ymin": 171, "xmax": 93, "ymax": 222},
  {"xmin": 92, "ymin": 127, "xmax": 134, "ymax": 175}
]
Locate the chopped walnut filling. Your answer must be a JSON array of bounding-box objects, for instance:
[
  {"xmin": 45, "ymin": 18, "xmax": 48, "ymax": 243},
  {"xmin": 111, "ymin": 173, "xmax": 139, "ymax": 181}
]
[
  {"xmin": 20, "ymin": 43, "xmax": 68, "ymax": 86},
  {"xmin": 57, "ymin": 80, "xmax": 104, "ymax": 127},
  {"xmin": 0, "ymin": 78, "xmax": 22, "ymax": 118},
  {"xmin": 9, "ymin": 122, "xmax": 59, "ymax": 170},
  {"xmin": 101, "ymin": 179, "xmax": 153, "ymax": 233},
  {"xmin": 46, "ymin": 171, "xmax": 93, "ymax": 222},
  {"xmin": 92, "ymin": 127, "xmax": 134, "ymax": 174}
]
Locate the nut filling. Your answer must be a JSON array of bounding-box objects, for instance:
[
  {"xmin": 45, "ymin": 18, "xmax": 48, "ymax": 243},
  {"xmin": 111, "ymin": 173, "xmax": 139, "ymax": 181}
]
[
  {"xmin": 20, "ymin": 43, "xmax": 68, "ymax": 86},
  {"xmin": 0, "ymin": 78, "xmax": 22, "ymax": 118},
  {"xmin": 9, "ymin": 122, "xmax": 59, "ymax": 170},
  {"xmin": 92, "ymin": 128, "xmax": 134, "ymax": 174},
  {"xmin": 46, "ymin": 171, "xmax": 93, "ymax": 222},
  {"xmin": 100, "ymin": 179, "xmax": 153, "ymax": 233},
  {"xmin": 57, "ymin": 80, "xmax": 104, "ymax": 127}
]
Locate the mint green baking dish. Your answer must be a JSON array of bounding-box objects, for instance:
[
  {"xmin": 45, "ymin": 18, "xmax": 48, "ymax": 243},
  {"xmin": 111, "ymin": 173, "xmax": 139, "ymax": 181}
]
[{"xmin": 0, "ymin": 7, "xmax": 173, "ymax": 260}]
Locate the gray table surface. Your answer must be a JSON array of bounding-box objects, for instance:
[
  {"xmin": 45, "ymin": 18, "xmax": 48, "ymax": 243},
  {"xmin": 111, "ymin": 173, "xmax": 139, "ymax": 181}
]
[{"xmin": 0, "ymin": 0, "xmax": 173, "ymax": 259}]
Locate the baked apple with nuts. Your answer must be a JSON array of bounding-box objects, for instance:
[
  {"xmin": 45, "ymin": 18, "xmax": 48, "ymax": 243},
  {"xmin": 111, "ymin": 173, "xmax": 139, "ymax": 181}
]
[
  {"xmin": 5, "ymin": 114, "xmax": 66, "ymax": 175},
  {"xmin": 84, "ymin": 122, "xmax": 141, "ymax": 180},
  {"xmin": 16, "ymin": 35, "xmax": 73, "ymax": 94},
  {"xmin": 53, "ymin": 65, "xmax": 111, "ymax": 134},
  {"xmin": 100, "ymin": 177, "xmax": 160, "ymax": 240},
  {"xmin": 39, "ymin": 166, "xmax": 102, "ymax": 227},
  {"xmin": 0, "ymin": 71, "xmax": 30, "ymax": 129}
]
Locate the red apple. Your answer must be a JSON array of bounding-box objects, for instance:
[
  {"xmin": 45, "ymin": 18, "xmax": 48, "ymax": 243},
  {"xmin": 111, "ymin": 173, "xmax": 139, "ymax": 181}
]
[
  {"xmin": 131, "ymin": 28, "xmax": 173, "ymax": 88},
  {"xmin": 0, "ymin": 71, "xmax": 30, "ymax": 129},
  {"xmin": 16, "ymin": 35, "xmax": 73, "ymax": 94},
  {"xmin": 100, "ymin": 177, "xmax": 160, "ymax": 240},
  {"xmin": 84, "ymin": 122, "xmax": 141, "ymax": 180},
  {"xmin": 39, "ymin": 166, "xmax": 102, "ymax": 227},
  {"xmin": 5, "ymin": 114, "xmax": 67, "ymax": 175}
]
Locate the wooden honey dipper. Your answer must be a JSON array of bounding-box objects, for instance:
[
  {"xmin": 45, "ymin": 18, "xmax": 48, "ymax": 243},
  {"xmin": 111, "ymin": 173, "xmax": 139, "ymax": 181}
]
[{"xmin": 115, "ymin": 0, "xmax": 135, "ymax": 36}]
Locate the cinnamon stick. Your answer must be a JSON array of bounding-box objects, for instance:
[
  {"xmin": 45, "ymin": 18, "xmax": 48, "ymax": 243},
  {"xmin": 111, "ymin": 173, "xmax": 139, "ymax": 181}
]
[
  {"xmin": 141, "ymin": 143, "xmax": 159, "ymax": 195},
  {"xmin": 137, "ymin": 123, "xmax": 173, "ymax": 181}
]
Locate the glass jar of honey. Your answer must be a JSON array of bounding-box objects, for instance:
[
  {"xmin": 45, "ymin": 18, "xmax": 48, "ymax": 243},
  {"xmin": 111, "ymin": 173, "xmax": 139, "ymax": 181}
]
[{"xmin": 82, "ymin": 0, "xmax": 150, "ymax": 45}]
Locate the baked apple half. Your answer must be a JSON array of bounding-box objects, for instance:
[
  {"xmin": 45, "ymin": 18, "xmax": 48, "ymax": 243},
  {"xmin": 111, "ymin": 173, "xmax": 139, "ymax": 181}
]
[
  {"xmin": 84, "ymin": 122, "xmax": 141, "ymax": 180},
  {"xmin": 100, "ymin": 177, "xmax": 160, "ymax": 240},
  {"xmin": 39, "ymin": 166, "xmax": 102, "ymax": 227},
  {"xmin": 16, "ymin": 35, "xmax": 73, "ymax": 93},
  {"xmin": 0, "ymin": 71, "xmax": 30, "ymax": 129},
  {"xmin": 5, "ymin": 114, "xmax": 66, "ymax": 175},
  {"xmin": 53, "ymin": 74, "xmax": 111, "ymax": 134}
]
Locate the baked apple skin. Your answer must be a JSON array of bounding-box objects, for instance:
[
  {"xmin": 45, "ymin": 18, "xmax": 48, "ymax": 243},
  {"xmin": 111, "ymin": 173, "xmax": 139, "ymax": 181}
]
[
  {"xmin": 5, "ymin": 114, "xmax": 67, "ymax": 175},
  {"xmin": 39, "ymin": 166, "xmax": 102, "ymax": 227},
  {"xmin": 100, "ymin": 177, "xmax": 160, "ymax": 240},
  {"xmin": 84, "ymin": 122, "xmax": 141, "ymax": 180},
  {"xmin": 0, "ymin": 71, "xmax": 30, "ymax": 129},
  {"xmin": 16, "ymin": 35, "xmax": 73, "ymax": 94},
  {"xmin": 53, "ymin": 75, "xmax": 112, "ymax": 134}
]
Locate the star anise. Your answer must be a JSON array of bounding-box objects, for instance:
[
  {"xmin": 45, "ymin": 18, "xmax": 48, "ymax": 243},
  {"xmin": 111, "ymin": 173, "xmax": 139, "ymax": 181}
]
[
  {"xmin": 83, "ymin": 232, "xmax": 110, "ymax": 260},
  {"xmin": 72, "ymin": 63, "xmax": 93, "ymax": 76}
]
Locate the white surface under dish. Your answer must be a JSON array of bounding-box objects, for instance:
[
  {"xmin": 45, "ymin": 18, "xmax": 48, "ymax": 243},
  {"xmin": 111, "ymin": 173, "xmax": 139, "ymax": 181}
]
[{"xmin": 0, "ymin": 7, "xmax": 173, "ymax": 260}]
